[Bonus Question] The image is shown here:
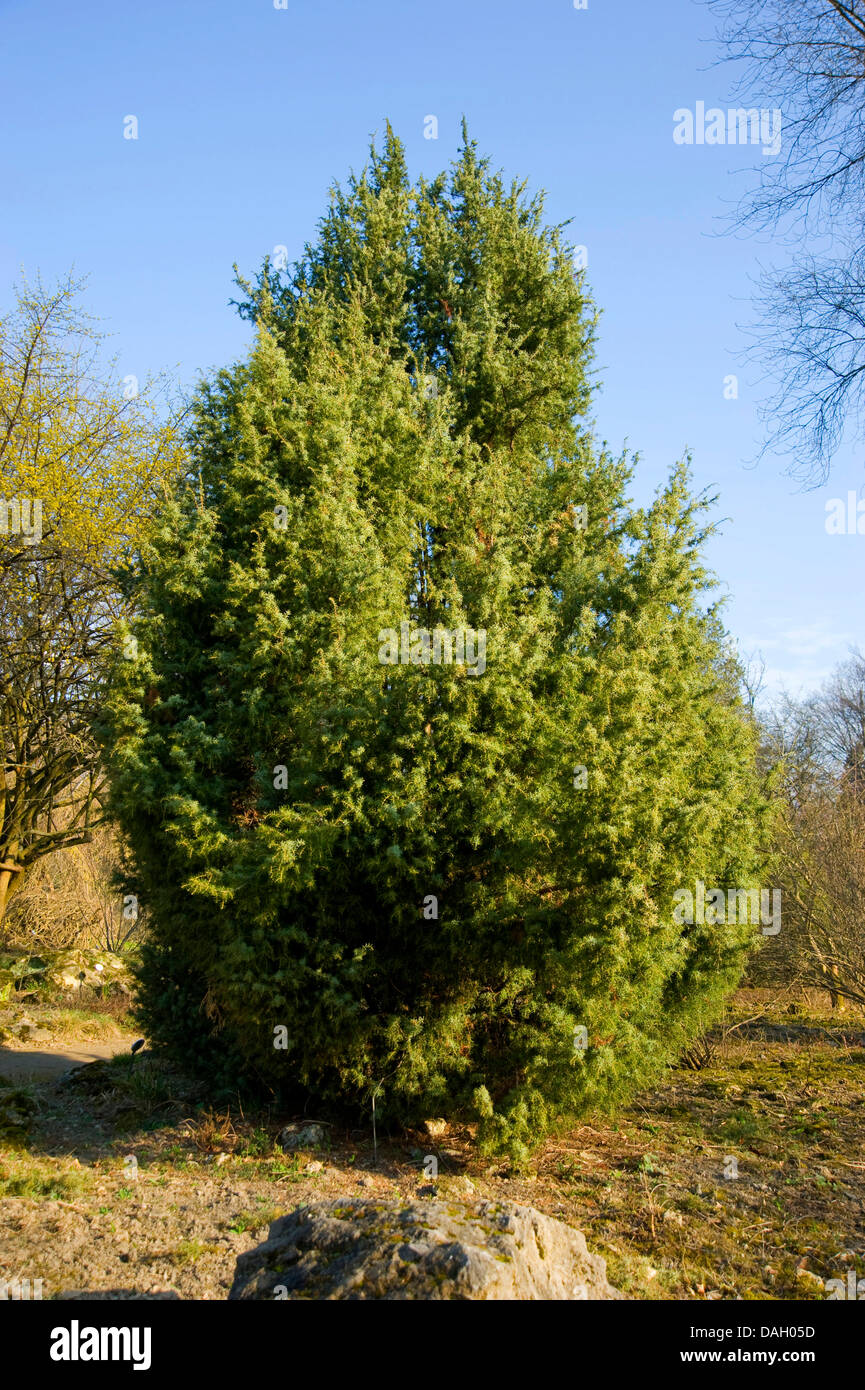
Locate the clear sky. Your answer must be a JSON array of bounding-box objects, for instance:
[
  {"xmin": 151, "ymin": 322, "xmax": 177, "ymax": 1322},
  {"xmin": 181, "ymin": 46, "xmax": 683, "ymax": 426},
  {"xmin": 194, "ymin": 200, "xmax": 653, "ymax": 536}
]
[{"xmin": 1, "ymin": 0, "xmax": 860, "ymax": 700}]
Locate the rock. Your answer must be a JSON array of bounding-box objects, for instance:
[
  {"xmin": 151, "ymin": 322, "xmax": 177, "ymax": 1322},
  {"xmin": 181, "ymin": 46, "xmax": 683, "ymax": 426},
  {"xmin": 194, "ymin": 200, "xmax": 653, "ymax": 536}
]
[
  {"xmin": 9, "ymin": 1021, "xmax": 52, "ymax": 1042},
  {"xmin": 422, "ymin": 1119, "xmax": 448, "ymax": 1138},
  {"xmin": 45, "ymin": 949, "xmax": 132, "ymax": 997},
  {"xmin": 278, "ymin": 1122, "xmax": 326, "ymax": 1151},
  {"xmin": 228, "ymin": 1198, "xmax": 626, "ymax": 1301},
  {"xmin": 436, "ymin": 1174, "xmax": 475, "ymax": 1199}
]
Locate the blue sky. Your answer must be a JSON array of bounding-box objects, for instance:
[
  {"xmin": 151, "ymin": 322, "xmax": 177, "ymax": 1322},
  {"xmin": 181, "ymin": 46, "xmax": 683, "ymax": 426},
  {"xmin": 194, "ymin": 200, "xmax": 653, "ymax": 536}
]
[{"xmin": 1, "ymin": 0, "xmax": 861, "ymax": 701}]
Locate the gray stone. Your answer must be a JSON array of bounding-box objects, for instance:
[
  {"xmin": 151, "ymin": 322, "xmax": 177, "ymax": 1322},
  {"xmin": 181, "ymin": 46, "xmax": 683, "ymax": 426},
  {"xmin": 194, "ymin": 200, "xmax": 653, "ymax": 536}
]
[
  {"xmin": 10, "ymin": 1021, "xmax": 52, "ymax": 1041},
  {"xmin": 278, "ymin": 1122, "xmax": 326, "ymax": 1151},
  {"xmin": 228, "ymin": 1198, "xmax": 625, "ymax": 1301}
]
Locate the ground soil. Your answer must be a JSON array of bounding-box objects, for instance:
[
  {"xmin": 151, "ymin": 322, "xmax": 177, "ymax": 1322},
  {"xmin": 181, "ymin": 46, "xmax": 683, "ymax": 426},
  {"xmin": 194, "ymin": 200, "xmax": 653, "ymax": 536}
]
[{"xmin": 1, "ymin": 989, "xmax": 863, "ymax": 1301}]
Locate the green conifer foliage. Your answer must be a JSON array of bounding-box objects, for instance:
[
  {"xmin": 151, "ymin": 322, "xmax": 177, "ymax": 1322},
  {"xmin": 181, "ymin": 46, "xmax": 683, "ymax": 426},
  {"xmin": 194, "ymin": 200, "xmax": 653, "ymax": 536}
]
[{"xmin": 103, "ymin": 126, "xmax": 769, "ymax": 1161}]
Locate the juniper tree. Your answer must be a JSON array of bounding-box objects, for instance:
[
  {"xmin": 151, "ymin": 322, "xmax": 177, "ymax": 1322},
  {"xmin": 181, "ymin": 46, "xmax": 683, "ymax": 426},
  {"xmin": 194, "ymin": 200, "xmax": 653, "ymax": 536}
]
[{"xmin": 103, "ymin": 127, "xmax": 769, "ymax": 1161}]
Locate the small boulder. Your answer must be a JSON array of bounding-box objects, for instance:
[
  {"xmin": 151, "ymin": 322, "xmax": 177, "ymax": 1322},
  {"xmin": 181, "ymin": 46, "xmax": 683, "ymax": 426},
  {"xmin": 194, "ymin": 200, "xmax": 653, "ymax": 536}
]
[
  {"xmin": 422, "ymin": 1118, "xmax": 448, "ymax": 1138},
  {"xmin": 439, "ymin": 1174, "xmax": 475, "ymax": 1197},
  {"xmin": 278, "ymin": 1122, "xmax": 326, "ymax": 1151},
  {"xmin": 9, "ymin": 1020, "xmax": 52, "ymax": 1042},
  {"xmin": 46, "ymin": 949, "xmax": 131, "ymax": 996},
  {"xmin": 229, "ymin": 1198, "xmax": 625, "ymax": 1301}
]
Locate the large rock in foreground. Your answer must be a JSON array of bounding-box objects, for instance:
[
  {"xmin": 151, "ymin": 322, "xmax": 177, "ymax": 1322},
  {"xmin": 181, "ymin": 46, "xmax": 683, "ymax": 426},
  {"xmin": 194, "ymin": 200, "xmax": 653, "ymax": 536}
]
[{"xmin": 229, "ymin": 1198, "xmax": 625, "ymax": 1301}]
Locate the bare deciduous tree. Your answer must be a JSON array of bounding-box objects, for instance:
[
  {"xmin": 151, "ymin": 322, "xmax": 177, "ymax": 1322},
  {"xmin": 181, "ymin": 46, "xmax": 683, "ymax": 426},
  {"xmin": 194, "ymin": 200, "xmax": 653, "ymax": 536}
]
[
  {"xmin": 760, "ymin": 652, "xmax": 865, "ymax": 1006},
  {"xmin": 708, "ymin": 0, "xmax": 865, "ymax": 482},
  {"xmin": 774, "ymin": 780, "xmax": 865, "ymax": 1009},
  {"xmin": 3, "ymin": 824, "xmax": 140, "ymax": 953},
  {"xmin": 0, "ymin": 274, "xmax": 184, "ymax": 931},
  {"xmin": 0, "ymin": 541, "xmax": 113, "ymax": 926}
]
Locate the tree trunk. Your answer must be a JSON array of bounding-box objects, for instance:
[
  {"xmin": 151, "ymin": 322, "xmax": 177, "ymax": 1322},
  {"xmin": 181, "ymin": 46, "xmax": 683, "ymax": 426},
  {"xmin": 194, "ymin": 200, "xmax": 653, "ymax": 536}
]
[{"xmin": 0, "ymin": 862, "xmax": 25, "ymax": 932}]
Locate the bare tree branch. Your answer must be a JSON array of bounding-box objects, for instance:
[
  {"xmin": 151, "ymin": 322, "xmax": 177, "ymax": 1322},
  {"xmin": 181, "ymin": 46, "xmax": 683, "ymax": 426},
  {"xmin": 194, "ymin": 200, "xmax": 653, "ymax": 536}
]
[{"xmin": 708, "ymin": 0, "xmax": 865, "ymax": 480}]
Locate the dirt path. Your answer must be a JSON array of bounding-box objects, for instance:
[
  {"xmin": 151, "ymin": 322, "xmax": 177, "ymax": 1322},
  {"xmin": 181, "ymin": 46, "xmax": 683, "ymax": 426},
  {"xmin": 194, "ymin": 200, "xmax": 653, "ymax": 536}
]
[{"xmin": 0, "ymin": 1040, "xmax": 133, "ymax": 1082}]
